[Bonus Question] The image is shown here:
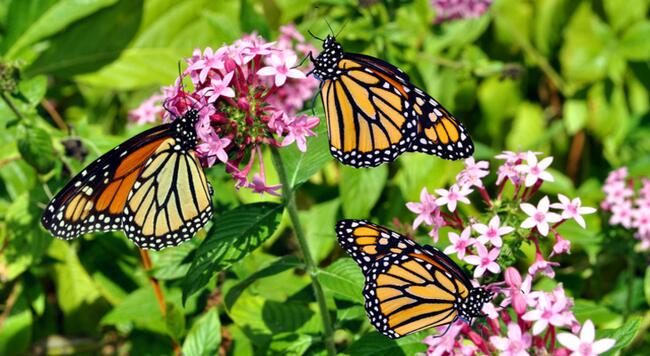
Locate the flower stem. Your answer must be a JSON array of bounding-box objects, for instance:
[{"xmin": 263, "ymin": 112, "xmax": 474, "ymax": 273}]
[{"xmin": 270, "ymin": 146, "xmax": 336, "ymax": 356}]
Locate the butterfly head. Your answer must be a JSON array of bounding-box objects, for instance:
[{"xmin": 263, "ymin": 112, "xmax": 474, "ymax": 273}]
[
  {"xmin": 310, "ymin": 35, "xmax": 343, "ymax": 80},
  {"xmin": 173, "ymin": 109, "xmax": 200, "ymax": 150},
  {"xmin": 457, "ymin": 287, "xmax": 494, "ymax": 323}
]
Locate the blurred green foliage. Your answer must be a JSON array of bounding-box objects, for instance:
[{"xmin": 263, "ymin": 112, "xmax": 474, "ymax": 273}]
[{"xmin": 0, "ymin": 0, "xmax": 649, "ymax": 354}]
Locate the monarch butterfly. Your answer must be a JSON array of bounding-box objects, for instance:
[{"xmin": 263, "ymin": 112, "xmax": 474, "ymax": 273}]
[
  {"xmin": 41, "ymin": 108, "xmax": 213, "ymax": 250},
  {"xmin": 336, "ymin": 219, "xmax": 492, "ymax": 339},
  {"xmin": 309, "ymin": 35, "xmax": 474, "ymax": 167}
]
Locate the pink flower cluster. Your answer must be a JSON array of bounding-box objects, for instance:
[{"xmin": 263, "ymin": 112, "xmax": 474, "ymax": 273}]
[
  {"xmin": 601, "ymin": 167, "xmax": 650, "ymax": 249},
  {"xmin": 406, "ymin": 152, "xmax": 596, "ymax": 280},
  {"xmin": 129, "ymin": 24, "xmax": 320, "ymax": 195},
  {"xmin": 430, "ymin": 0, "xmax": 493, "ymax": 23},
  {"xmin": 404, "ymin": 151, "xmax": 609, "ymax": 355},
  {"xmin": 424, "ymin": 267, "xmax": 615, "ymax": 356}
]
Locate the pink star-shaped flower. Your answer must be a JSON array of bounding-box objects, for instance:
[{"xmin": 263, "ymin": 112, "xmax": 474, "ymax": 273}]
[
  {"xmin": 280, "ymin": 114, "xmax": 319, "ymax": 152},
  {"xmin": 435, "ymin": 184, "xmax": 472, "ymax": 212},
  {"xmin": 443, "ymin": 227, "xmax": 475, "ymax": 259},
  {"xmin": 257, "ymin": 53, "xmax": 306, "ymax": 87},
  {"xmin": 406, "ymin": 188, "xmax": 439, "ymax": 229},
  {"xmin": 551, "ymin": 194, "xmax": 596, "ymax": 228},
  {"xmin": 196, "ymin": 133, "xmax": 231, "ymax": 167},
  {"xmin": 457, "ymin": 157, "xmax": 489, "ymax": 188},
  {"xmin": 472, "ymin": 215, "xmax": 514, "ymax": 248},
  {"xmin": 186, "ymin": 47, "xmax": 227, "ymax": 84},
  {"xmin": 520, "ymin": 196, "xmax": 562, "ymax": 236},
  {"xmin": 199, "ymin": 72, "xmax": 236, "ymax": 103},
  {"xmin": 464, "ymin": 243, "xmax": 500, "ymax": 278},
  {"xmin": 516, "ymin": 151, "xmax": 555, "ymax": 187},
  {"xmin": 557, "ymin": 320, "xmax": 616, "ymax": 356},
  {"xmin": 250, "ymin": 173, "xmax": 282, "ymax": 196},
  {"xmin": 489, "ymin": 323, "xmax": 532, "ymax": 356},
  {"xmin": 504, "ymin": 267, "xmax": 534, "ymax": 315},
  {"xmin": 522, "ymin": 293, "xmax": 570, "ymax": 335}
]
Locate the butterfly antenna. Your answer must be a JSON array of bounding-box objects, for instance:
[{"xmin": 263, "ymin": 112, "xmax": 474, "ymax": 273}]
[
  {"xmin": 307, "ymin": 30, "xmax": 324, "ymax": 41},
  {"xmin": 324, "ymin": 17, "xmax": 335, "ymax": 36},
  {"xmin": 335, "ymin": 19, "xmax": 349, "ymax": 37}
]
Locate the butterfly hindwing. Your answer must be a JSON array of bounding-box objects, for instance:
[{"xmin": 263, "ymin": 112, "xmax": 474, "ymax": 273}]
[{"xmin": 407, "ymin": 88, "xmax": 474, "ymax": 160}]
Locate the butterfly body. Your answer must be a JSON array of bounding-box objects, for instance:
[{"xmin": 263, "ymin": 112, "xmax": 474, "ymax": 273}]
[
  {"xmin": 310, "ymin": 35, "xmax": 474, "ymax": 167},
  {"xmin": 336, "ymin": 219, "xmax": 492, "ymax": 338},
  {"xmin": 42, "ymin": 109, "xmax": 213, "ymax": 250}
]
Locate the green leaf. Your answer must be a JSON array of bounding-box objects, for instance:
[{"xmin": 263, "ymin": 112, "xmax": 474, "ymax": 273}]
[
  {"xmin": 620, "ymin": 20, "xmax": 650, "ymax": 61},
  {"xmin": 301, "ymin": 199, "xmax": 340, "ymax": 263},
  {"xmin": 645, "ymin": 266, "xmax": 650, "ymax": 307},
  {"xmin": 340, "ymin": 164, "xmax": 387, "ymax": 218},
  {"xmin": 182, "ymin": 308, "xmax": 221, "ymax": 356},
  {"xmin": 604, "ymin": 0, "xmax": 648, "ymax": 32},
  {"xmin": 151, "ymin": 239, "xmax": 198, "ymax": 280},
  {"xmin": 25, "ymin": 0, "xmax": 143, "ymax": 77},
  {"xmin": 240, "ymin": 0, "xmax": 270, "ymax": 38},
  {"xmin": 279, "ymin": 117, "xmax": 331, "ymax": 189},
  {"xmin": 101, "ymin": 286, "xmax": 166, "ymax": 334},
  {"xmin": 477, "ymin": 76, "xmax": 521, "ymax": 142},
  {"xmin": 318, "ymin": 258, "xmax": 364, "ymax": 304},
  {"xmin": 17, "ymin": 124, "xmax": 56, "ymax": 174},
  {"xmin": 267, "ymin": 333, "xmax": 313, "ymax": 355},
  {"xmin": 165, "ymin": 302, "xmax": 186, "ymax": 341},
  {"xmin": 506, "ymin": 102, "xmax": 546, "ymax": 151},
  {"xmin": 394, "ymin": 155, "xmax": 461, "ymax": 202},
  {"xmin": 1, "ymin": 0, "xmax": 117, "ymax": 57},
  {"xmin": 599, "ymin": 317, "xmax": 641, "ymax": 354},
  {"xmin": 49, "ymin": 240, "xmax": 101, "ymax": 314},
  {"xmin": 17, "ymin": 75, "xmax": 47, "ymax": 106},
  {"xmin": 563, "ymin": 99, "xmax": 588, "ymax": 135},
  {"xmin": 0, "ymin": 290, "xmax": 33, "ymax": 355},
  {"xmin": 224, "ymin": 256, "xmax": 302, "ymax": 310},
  {"xmin": 534, "ymin": 0, "xmax": 573, "ymax": 55},
  {"xmin": 572, "ymin": 300, "xmax": 621, "ymax": 326},
  {"xmin": 346, "ymin": 332, "xmax": 426, "ymax": 355},
  {"xmin": 183, "ymin": 203, "xmax": 284, "ymax": 303}
]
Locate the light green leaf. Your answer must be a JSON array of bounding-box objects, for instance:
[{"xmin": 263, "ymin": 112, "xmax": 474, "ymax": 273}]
[
  {"xmin": 395, "ymin": 154, "xmax": 461, "ymax": 202},
  {"xmin": 101, "ymin": 286, "xmax": 166, "ymax": 334},
  {"xmin": 477, "ymin": 76, "xmax": 522, "ymax": 141},
  {"xmin": 279, "ymin": 116, "xmax": 332, "ymax": 189},
  {"xmin": 165, "ymin": 302, "xmax": 186, "ymax": 341},
  {"xmin": 534, "ymin": 0, "xmax": 573, "ymax": 55},
  {"xmin": 151, "ymin": 239, "xmax": 199, "ymax": 280},
  {"xmin": 506, "ymin": 102, "xmax": 546, "ymax": 151},
  {"xmin": 301, "ymin": 199, "xmax": 340, "ymax": 263},
  {"xmin": 182, "ymin": 308, "xmax": 221, "ymax": 356},
  {"xmin": 0, "ymin": 290, "xmax": 33, "ymax": 355},
  {"xmin": 340, "ymin": 165, "xmax": 387, "ymax": 218},
  {"xmin": 318, "ymin": 258, "xmax": 364, "ymax": 304},
  {"xmin": 563, "ymin": 99, "xmax": 588, "ymax": 135},
  {"xmin": 183, "ymin": 203, "xmax": 284, "ymax": 303},
  {"xmin": 599, "ymin": 317, "xmax": 641, "ymax": 354},
  {"xmin": 620, "ymin": 20, "xmax": 650, "ymax": 61},
  {"xmin": 604, "ymin": 0, "xmax": 648, "ymax": 32},
  {"xmin": 2, "ymin": 0, "xmax": 117, "ymax": 58},
  {"xmin": 49, "ymin": 240, "xmax": 101, "ymax": 315}
]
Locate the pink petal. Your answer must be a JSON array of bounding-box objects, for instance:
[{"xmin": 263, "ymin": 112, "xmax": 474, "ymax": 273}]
[
  {"xmin": 557, "ymin": 333, "xmax": 581, "ymax": 351},
  {"xmin": 592, "ymin": 339, "xmax": 616, "ymax": 353},
  {"xmin": 256, "ymin": 66, "xmax": 277, "ymax": 76},
  {"xmin": 520, "ymin": 203, "xmax": 537, "ymax": 216},
  {"xmin": 580, "ymin": 320, "xmax": 595, "ymax": 343}
]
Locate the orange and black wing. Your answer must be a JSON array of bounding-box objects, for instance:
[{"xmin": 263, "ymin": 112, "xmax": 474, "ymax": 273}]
[
  {"xmin": 42, "ymin": 124, "xmax": 174, "ymax": 240},
  {"xmin": 336, "ymin": 219, "xmax": 418, "ymax": 273},
  {"xmin": 407, "ymin": 87, "xmax": 474, "ymax": 160},
  {"xmin": 123, "ymin": 138, "xmax": 212, "ymax": 249},
  {"xmin": 363, "ymin": 252, "xmax": 470, "ymax": 338},
  {"xmin": 321, "ymin": 57, "xmax": 417, "ymax": 167}
]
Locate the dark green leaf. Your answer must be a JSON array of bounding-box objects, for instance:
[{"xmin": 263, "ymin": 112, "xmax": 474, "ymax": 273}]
[
  {"xmin": 25, "ymin": 0, "xmax": 143, "ymax": 77},
  {"xmin": 645, "ymin": 266, "xmax": 650, "ymax": 307},
  {"xmin": 182, "ymin": 308, "xmax": 221, "ymax": 356},
  {"xmin": 240, "ymin": 0, "xmax": 270, "ymax": 38},
  {"xmin": 347, "ymin": 332, "xmax": 426, "ymax": 355},
  {"xmin": 183, "ymin": 203, "xmax": 284, "ymax": 303},
  {"xmin": 225, "ymin": 255, "xmax": 302, "ymax": 310}
]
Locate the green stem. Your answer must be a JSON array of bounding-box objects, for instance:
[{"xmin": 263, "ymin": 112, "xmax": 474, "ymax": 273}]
[
  {"xmin": 624, "ymin": 245, "xmax": 635, "ymax": 320},
  {"xmin": 0, "ymin": 92, "xmax": 24, "ymax": 120},
  {"xmin": 270, "ymin": 146, "xmax": 336, "ymax": 356}
]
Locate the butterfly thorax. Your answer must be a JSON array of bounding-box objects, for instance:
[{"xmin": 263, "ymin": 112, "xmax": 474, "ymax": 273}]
[
  {"xmin": 457, "ymin": 287, "xmax": 493, "ymax": 322},
  {"xmin": 172, "ymin": 109, "xmax": 200, "ymax": 151},
  {"xmin": 311, "ymin": 35, "xmax": 344, "ymax": 80}
]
